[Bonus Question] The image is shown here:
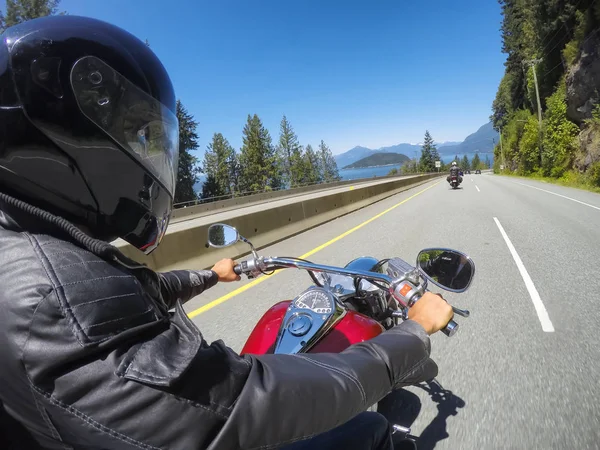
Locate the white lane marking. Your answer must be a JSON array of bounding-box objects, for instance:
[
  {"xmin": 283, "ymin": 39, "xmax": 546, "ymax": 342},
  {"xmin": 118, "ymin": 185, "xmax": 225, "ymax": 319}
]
[
  {"xmin": 513, "ymin": 181, "xmax": 600, "ymax": 212},
  {"xmin": 493, "ymin": 217, "xmax": 554, "ymax": 332},
  {"xmin": 475, "ymin": 185, "xmax": 481, "ymax": 192},
  {"xmin": 470, "ymin": 178, "xmax": 473, "ymax": 182}
]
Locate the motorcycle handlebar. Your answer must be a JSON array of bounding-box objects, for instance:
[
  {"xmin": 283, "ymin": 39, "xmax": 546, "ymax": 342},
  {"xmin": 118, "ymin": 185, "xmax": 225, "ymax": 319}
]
[
  {"xmin": 441, "ymin": 320, "xmax": 459, "ymax": 337},
  {"xmin": 235, "ymin": 256, "xmax": 462, "ymax": 338}
]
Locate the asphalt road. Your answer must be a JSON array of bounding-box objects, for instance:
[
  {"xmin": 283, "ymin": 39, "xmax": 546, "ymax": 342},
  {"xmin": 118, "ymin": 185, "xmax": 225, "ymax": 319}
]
[{"xmin": 185, "ymin": 173, "xmax": 600, "ymax": 450}]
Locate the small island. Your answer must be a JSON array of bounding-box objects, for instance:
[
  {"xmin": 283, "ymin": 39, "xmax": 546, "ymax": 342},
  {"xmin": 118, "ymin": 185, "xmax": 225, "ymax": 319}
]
[{"xmin": 343, "ymin": 152, "xmax": 410, "ymax": 169}]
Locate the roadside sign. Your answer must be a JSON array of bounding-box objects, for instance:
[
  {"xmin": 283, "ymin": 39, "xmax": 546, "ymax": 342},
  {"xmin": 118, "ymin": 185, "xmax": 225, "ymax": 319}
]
[{"xmin": 435, "ymin": 161, "xmax": 441, "ymax": 168}]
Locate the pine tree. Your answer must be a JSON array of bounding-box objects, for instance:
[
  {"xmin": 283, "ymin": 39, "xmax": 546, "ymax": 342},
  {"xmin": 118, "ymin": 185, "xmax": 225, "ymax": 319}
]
[
  {"xmin": 318, "ymin": 140, "xmax": 340, "ymax": 183},
  {"xmin": 471, "ymin": 153, "xmax": 482, "ymax": 170},
  {"xmin": 175, "ymin": 100, "xmax": 200, "ymax": 204},
  {"xmin": 277, "ymin": 115, "xmax": 303, "ymax": 187},
  {"xmin": 203, "ymin": 133, "xmax": 235, "ymax": 198},
  {"xmin": 200, "ymin": 174, "xmax": 222, "ymax": 201},
  {"xmin": 0, "ymin": 0, "xmax": 64, "ymax": 32},
  {"xmin": 485, "ymin": 154, "xmax": 491, "ymax": 169},
  {"xmin": 227, "ymin": 152, "xmax": 241, "ymax": 194},
  {"xmin": 239, "ymin": 114, "xmax": 282, "ymax": 193},
  {"xmin": 419, "ymin": 130, "xmax": 437, "ymax": 172},
  {"xmin": 301, "ymin": 144, "xmax": 321, "ymax": 184},
  {"xmin": 461, "ymin": 155, "xmax": 470, "ymax": 171}
]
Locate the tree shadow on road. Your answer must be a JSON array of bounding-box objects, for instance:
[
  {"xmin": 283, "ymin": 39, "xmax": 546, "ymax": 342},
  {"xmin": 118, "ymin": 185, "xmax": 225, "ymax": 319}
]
[{"xmin": 378, "ymin": 379, "xmax": 466, "ymax": 450}]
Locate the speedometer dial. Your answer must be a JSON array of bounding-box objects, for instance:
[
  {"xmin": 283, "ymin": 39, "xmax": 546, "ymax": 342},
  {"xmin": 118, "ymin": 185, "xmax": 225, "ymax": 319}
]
[{"xmin": 295, "ymin": 290, "xmax": 333, "ymax": 314}]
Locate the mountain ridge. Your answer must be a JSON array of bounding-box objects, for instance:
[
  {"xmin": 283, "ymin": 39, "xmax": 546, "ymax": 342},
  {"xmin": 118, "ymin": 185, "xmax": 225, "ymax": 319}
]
[
  {"xmin": 335, "ymin": 121, "xmax": 498, "ymax": 168},
  {"xmin": 343, "ymin": 152, "xmax": 410, "ymax": 169}
]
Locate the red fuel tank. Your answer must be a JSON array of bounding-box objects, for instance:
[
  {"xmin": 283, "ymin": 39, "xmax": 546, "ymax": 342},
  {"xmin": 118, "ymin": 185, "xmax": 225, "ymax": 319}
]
[{"xmin": 241, "ymin": 301, "xmax": 385, "ymax": 355}]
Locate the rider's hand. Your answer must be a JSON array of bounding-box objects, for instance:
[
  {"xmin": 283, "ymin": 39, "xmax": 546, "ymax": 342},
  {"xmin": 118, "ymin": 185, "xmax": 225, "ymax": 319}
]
[
  {"xmin": 211, "ymin": 259, "xmax": 241, "ymax": 282},
  {"xmin": 408, "ymin": 292, "xmax": 453, "ymax": 335}
]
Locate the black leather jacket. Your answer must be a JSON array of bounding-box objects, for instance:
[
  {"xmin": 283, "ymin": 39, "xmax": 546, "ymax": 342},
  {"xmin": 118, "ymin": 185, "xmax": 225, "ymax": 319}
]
[
  {"xmin": 0, "ymin": 194, "xmax": 437, "ymax": 450},
  {"xmin": 449, "ymin": 166, "xmax": 460, "ymax": 177}
]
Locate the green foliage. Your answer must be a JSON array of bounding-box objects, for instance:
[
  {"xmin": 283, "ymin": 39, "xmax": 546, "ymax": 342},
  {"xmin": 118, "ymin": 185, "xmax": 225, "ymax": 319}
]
[
  {"xmin": 300, "ymin": 144, "xmax": 321, "ymax": 185},
  {"xmin": 541, "ymin": 84, "xmax": 580, "ymax": 177},
  {"xmin": 239, "ymin": 114, "xmax": 283, "ymax": 193},
  {"xmin": 518, "ymin": 115, "xmax": 541, "ymax": 174},
  {"xmin": 587, "ymin": 162, "xmax": 600, "ymax": 187},
  {"xmin": 388, "ymin": 168, "xmax": 399, "ymax": 176},
  {"xmin": 484, "ymin": 154, "xmax": 491, "ymax": 168},
  {"xmin": 318, "ymin": 140, "xmax": 340, "ymax": 183},
  {"xmin": 419, "ymin": 130, "xmax": 438, "ymax": 172},
  {"xmin": 492, "ymin": 0, "xmax": 600, "ymax": 182},
  {"xmin": 0, "ymin": 0, "xmax": 64, "ymax": 32},
  {"xmin": 401, "ymin": 159, "xmax": 419, "ymax": 174},
  {"xmin": 175, "ymin": 100, "xmax": 200, "ymax": 204},
  {"xmin": 461, "ymin": 155, "xmax": 470, "ymax": 170},
  {"xmin": 562, "ymin": 10, "xmax": 587, "ymax": 66},
  {"xmin": 471, "ymin": 153, "xmax": 481, "ymax": 170},
  {"xmin": 202, "ymin": 133, "xmax": 235, "ymax": 198},
  {"xmin": 277, "ymin": 115, "xmax": 303, "ymax": 187}
]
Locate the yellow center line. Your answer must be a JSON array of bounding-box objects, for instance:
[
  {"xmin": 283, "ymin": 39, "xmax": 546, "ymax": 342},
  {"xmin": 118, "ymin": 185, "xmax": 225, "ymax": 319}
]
[{"xmin": 187, "ymin": 180, "xmax": 441, "ymax": 318}]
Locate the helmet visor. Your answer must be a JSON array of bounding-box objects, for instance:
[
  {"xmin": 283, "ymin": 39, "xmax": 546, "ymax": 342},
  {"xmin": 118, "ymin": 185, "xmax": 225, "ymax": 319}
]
[{"xmin": 70, "ymin": 56, "xmax": 179, "ymax": 195}]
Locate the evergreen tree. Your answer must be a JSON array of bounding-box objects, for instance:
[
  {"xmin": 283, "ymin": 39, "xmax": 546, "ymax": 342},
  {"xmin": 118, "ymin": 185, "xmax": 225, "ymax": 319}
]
[
  {"xmin": 277, "ymin": 115, "xmax": 303, "ymax": 187},
  {"xmin": 301, "ymin": 144, "xmax": 321, "ymax": 184},
  {"xmin": 419, "ymin": 130, "xmax": 437, "ymax": 172},
  {"xmin": 227, "ymin": 152, "xmax": 241, "ymax": 194},
  {"xmin": 461, "ymin": 155, "xmax": 470, "ymax": 171},
  {"xmin": 203, "ymin": 133, "xmax": 235, "ymax": 198},
  {"xmin": 200, "ymin": 174, "xmax": 222, "ymax": 201},
  {"xmin": 485, "ymin": 154, "xmax": 491, "ymax": 169},
  {"xmin": 175, "ymin": 100, "xmax": 200, "ymax": 204},
  {"xmin": 318, "ymin": 140, "xmax": 340, "ymax": 183},
  {"xmin": 471, "ymin": 153, "xmax": 481, "ymax": 170},
  {"xmin": 239, "ymin": 114, "xmax": 283, "ymax": 192},
  {"xmin": 0, "ymin": 0, "xmax": 64, "ymax": 32}
]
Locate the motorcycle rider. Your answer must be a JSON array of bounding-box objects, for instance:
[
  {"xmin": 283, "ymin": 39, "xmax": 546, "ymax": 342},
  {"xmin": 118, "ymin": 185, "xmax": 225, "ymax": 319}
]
[
  {"xmin": 0, "ymin": 15, "xmax": 454, "ymax": 450},
  {"xmin": 447, "ymin": 161, "xmax": 463, "ymax": 186}
]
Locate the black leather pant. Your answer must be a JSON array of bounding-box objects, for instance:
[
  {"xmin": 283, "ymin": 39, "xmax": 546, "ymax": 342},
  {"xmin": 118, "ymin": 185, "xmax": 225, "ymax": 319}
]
[{"xmin": 281, "ymin": 412, "xmax": 394, "ymax": 450}]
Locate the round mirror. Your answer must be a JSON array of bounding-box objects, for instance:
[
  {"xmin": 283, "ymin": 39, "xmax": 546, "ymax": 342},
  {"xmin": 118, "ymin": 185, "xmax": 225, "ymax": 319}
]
[
  {"xmin": 207, "ymin": 224, "xmax": 239, "ymax": 248},
  {"xmin": 417, "ymin": 248, "xmax": 475, "ymax": 292}
]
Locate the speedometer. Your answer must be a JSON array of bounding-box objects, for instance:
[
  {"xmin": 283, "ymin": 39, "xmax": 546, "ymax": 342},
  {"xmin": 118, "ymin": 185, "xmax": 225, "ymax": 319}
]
[{"xmin": 294, "ymin": 289, "xmax": 333, "ymax": 314}]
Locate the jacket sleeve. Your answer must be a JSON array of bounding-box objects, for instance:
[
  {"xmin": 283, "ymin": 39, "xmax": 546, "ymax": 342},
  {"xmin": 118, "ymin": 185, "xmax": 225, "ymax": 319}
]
[
  {"xmin": 157, "ymin": 269, "xmax": 219, "ymax": 309},
  {"xmin": 208, "ymin": 319, "xmax": 437, "ymax": 450}
]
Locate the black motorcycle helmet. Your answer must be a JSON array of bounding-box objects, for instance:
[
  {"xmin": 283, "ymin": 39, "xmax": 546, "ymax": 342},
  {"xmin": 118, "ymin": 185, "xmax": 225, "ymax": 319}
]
[{"xmin": 0, "ymin": 15, "xmax": 178, "ymax": 254}]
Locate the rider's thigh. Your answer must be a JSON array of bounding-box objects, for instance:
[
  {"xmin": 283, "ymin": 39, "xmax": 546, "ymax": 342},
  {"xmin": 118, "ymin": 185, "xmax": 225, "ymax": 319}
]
[{"xmin": 280, "ymin": 411, "xmax": 393, "ymax": 450}]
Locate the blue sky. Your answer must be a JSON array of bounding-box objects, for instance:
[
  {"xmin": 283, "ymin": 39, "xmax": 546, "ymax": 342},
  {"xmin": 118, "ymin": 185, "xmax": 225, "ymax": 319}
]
[{"xmin": 58, "ymin": 0, "xmax": 505, "ymax": 157}]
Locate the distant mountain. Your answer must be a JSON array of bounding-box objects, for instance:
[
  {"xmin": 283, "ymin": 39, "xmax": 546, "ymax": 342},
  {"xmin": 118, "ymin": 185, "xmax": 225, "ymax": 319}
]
[
  {"xmin": 343, "ymin": 152, "xmax": 410, "ymax": 169},
  {"xmin": 438, "ymin": 122, "xmax": 499, "ymax": 155},
  {"xmin": 334, "ymin": 122, "xmax": 498, "ymax": 168},
  {"xmin": 335, "ymin": 144, "xmax": 421, "ymax": 168},
  {"xmin": 334, "ymin": 146, "xmax": 376, "ymax": 169}
]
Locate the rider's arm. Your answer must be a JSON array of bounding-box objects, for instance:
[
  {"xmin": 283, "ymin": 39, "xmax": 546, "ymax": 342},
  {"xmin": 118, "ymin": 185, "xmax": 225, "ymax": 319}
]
[
  {"xmin": 157, "ymin": 259, "xmax": 238, "ymax": 308},
  {"xmin": 157, "ymin": 269, "xmax": 218, "ymax": 308},
  {"xmin": 209, "ymin": 320, "xmax": 436, "ymax": 449}
]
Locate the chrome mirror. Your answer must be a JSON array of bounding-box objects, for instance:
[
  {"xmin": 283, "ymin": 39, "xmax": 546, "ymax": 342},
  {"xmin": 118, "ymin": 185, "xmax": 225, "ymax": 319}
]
[{"xmin": 417, "ymin": 248, "xmax": 475, "ymax": 292}]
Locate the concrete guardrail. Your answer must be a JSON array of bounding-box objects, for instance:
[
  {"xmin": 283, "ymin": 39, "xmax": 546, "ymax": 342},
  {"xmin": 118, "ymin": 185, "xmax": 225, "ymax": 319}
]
[
  {"xmin": 172, "ymin": 171, "xmax": 436, "ymax": 222},
  {"xmin": 115, "ymin": 173, "xmax": 442, "ymax": 272}
]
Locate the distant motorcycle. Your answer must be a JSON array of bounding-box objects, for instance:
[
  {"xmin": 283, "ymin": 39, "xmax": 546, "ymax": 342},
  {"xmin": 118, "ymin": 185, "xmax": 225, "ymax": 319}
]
[{"xmin": 449, "ymin": 176, "xmax": 460, "ymax": 189}]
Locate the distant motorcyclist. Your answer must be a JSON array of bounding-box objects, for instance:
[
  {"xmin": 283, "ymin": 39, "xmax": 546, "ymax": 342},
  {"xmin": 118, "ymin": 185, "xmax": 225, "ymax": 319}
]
[{"xmin": 447, "ymin": 161, "xmax": 463, "ymax": 186}]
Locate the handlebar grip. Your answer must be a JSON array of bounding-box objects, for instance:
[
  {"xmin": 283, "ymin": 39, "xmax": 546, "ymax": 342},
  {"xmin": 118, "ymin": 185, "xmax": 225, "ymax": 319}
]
[
  {"xmin": 441, "ymin": 320, "xmax": 459, "ymax": 337},
  {"xmin": 233, "ymin": 264, "xmax": 243, "ymax": 275}
]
